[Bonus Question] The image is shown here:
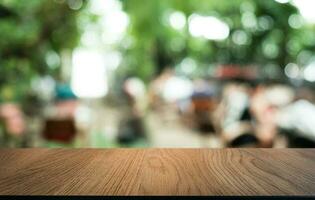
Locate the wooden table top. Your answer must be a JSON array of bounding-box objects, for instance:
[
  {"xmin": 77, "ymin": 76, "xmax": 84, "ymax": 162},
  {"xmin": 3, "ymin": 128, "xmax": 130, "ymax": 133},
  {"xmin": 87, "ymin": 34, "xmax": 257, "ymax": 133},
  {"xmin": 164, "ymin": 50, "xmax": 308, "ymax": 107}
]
[{"xmin": 0, "ymin": 148, "xmax": 314, "ymax": 196}]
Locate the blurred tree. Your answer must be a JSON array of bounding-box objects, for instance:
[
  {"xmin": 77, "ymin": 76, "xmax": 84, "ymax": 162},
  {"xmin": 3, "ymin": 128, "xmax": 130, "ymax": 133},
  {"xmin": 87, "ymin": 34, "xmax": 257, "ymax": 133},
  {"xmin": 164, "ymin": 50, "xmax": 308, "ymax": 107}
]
[
  {"xmin": 119, "ymin": 0, "xmax": 315, "ymax": 81},
  {"xmin": 0, "ymin": 0, "xmax": 92, "ymax": 147},
  {"xmin": 0, "ymin": 0, "xmax": 88, "ymax": 103}
]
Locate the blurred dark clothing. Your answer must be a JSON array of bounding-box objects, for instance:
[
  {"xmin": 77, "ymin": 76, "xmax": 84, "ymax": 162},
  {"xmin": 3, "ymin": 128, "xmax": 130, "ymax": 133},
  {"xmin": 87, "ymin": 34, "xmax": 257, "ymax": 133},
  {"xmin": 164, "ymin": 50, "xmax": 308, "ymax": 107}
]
[
  {"xmin": 116, "ymin": 78, "xmax": 148, "ymax": 145},
  {"xmin": 279, "ymin": 128, "xmax": 315, "ymax": 148},
  {"xmin": 228, "ymin": 133, "xmax": 259, "ymax": 148},
  {"xmin": 117, "ymin": 115, "xmax": 147, "ymax": 145}
]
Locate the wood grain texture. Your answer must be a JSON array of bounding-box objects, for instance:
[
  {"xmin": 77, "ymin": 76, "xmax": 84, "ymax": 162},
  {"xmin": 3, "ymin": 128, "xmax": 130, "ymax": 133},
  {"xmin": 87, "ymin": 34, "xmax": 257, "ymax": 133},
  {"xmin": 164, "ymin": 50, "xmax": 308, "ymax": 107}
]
[{"xmin": 0, "ymin": 148, "xmax": 314, "ymax": 196}]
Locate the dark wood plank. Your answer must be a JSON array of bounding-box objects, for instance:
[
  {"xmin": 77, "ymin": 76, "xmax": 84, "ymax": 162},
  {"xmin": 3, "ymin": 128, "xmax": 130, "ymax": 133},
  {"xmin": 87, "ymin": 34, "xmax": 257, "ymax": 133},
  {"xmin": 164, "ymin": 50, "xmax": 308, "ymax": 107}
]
[{"xmin": 0, "ymin": 149, "xmax": 314, "ymax": 195}]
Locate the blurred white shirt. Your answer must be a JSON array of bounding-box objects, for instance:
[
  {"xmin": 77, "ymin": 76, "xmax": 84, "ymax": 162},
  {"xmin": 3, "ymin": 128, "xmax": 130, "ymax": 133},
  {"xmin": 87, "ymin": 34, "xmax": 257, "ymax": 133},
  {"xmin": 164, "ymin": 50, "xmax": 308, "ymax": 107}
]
[{"xmin": 277, "ymin": 100, "xmax": 315, "ymax": 141}]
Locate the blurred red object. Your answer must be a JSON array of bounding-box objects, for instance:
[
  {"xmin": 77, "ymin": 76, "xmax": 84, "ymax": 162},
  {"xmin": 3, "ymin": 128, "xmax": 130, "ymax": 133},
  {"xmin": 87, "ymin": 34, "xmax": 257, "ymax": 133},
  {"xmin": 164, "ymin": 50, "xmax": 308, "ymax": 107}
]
[
  {"xmin": 41, "ymin": 99, "xmax": 78, "ymax": 143},
  {"xmin": 215, "ymin": 65, "xmax": 258, "ymax": 79},
  {"xmin": 42, "ymin": 118, "xmax": 76, "ymax": 143}
]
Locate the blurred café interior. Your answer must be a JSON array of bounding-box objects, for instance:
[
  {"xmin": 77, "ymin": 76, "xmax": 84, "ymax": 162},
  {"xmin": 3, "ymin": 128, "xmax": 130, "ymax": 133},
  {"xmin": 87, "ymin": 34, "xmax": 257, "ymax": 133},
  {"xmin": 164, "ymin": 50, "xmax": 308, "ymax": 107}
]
[{"xmin": 1, "ymin": 0, "xmax": 315, "ymax": 148}]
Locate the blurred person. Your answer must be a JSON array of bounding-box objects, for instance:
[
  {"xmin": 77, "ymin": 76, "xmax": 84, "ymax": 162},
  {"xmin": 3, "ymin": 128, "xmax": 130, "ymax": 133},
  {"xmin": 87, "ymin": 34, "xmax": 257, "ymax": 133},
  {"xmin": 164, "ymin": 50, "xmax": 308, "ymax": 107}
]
[
  {"xmin": 123, "ymin": 77, "xmax": 148, "ymax": 116},
  {"xmin": 42, "ymin": 81, "xmax": 78, "ymax": 144},
  {"xmin": 250, "ymin": 85, "xmax": 277, "ymax": 147},
  {"xmin": 189, "ymin": 78, "xmax": 218, "ymax": 134},
  {"xmin": 148, "ymin": 67, "xmax": 193, "ymax": 123},
  {"xmin": 276, "ymin": 99, "xmax": 315, "ymax": 147},
  {"xmin": 116, "ymin": 77, "xmax": 148, "ymax": 146},
  {"xmin": 148, "ymin": 68, "xmax": 174, "ymax": 110},
  {"xmin": 214, "ymin": 82, "xmax": 254, "ymax": 146},
  {"xmin": 54, "ymin": 82, "xmax": 78, "ymax": 119},
  {"xmin": 0, "ymin": 103, "xmax": 26, "ymax": 147},
  {"xmin": 250, "ymin": 84, "xmax": 295, "ymax": 147}
]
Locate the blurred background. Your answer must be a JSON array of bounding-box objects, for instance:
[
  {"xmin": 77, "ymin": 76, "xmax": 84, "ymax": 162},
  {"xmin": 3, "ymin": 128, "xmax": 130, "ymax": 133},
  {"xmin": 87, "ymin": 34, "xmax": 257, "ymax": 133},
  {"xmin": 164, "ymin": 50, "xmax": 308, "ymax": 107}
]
[{"xmin": 1, "ymin": 0, "xmax": 315, "ymax": 148}]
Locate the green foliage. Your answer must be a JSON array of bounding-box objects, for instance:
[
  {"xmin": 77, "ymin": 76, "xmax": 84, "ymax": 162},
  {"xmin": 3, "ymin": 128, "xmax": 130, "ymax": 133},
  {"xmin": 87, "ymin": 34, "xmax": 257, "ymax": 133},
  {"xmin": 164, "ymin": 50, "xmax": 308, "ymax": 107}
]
[
  {"xmin": 0, "ymin": 0, "xmax": 88, "ymax": 102},
  {"xmin": 1, "ymin": 0, "xmax": 315, "ymax": 96},
  {"xmin": 119, "ymin": 0, "xmax": 315, "ymax": 81}
]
